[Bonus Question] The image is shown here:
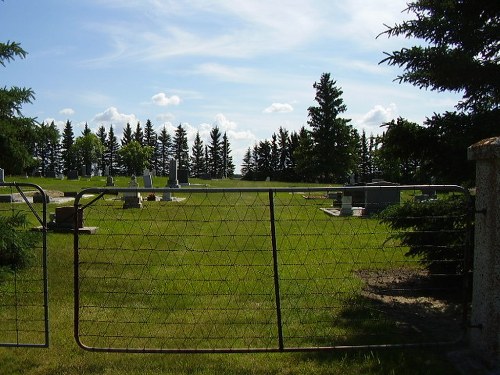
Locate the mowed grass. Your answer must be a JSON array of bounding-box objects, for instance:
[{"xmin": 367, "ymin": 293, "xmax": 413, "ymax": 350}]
[{"xmin": 0, "ymin": 177, "xmax": 460, "ymax": 374}]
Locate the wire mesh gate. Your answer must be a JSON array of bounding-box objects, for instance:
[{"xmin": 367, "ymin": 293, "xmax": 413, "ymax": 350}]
[
  {"xmin": 74, "ymin": 185, "xmax": 472, "ymax": 353},
  {"xmin": 0, "ymin": 182, "xmax": 49, "ymax": 348}
]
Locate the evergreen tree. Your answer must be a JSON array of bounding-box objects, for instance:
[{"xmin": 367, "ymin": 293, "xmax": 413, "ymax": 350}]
[
  {"xmin": 133, "ymin": 121, "xmax": 144, "ymax": 146},
  {"xmin": 121, "ymin": 123, "xmax": 133, "ymax": 146},
  {"xmin": 157, "ymin": 126, "xmax": 171, "ymax": 176},
  {"xmin": 359, "ymin": 130, "xmax": 371, "ymax": 182},
  {"xmin": 34, "ymin": 121, "xmax": 60, "ymax": 176},
  {"xmin": 307, "ymin": 73, "xmax": 358, "ymax": 182},
  {"xmin": 61, "ymin": 120, "xmax": 76, "ymax": 174},
  {"xmin": 379, "ymin": 0, "xmax": 499, "ymax": 184},
  {"xmin": 173, "ymin": 124, "xmax": 189, "ymax": 169},
  {"xmin": 270, "ymin": 133, "xmax": 279, "ymax": 179},
  {"xmin": 144, "ymin": 119, "xmax": 158, "ymax": 172},
  {"xmin": 241, "ymin": 147, "xmax": 254, "ymax": 179},
  {"xmin": 190, "ymin": 131, "xmax": 205, "ymax": 178},
  {"xmin": 256, "ymin": 140, "xmax": 272, "ymax": 180},
  {"xmin": 294, "ymin": 127, "xmax": 315, "ymax": 182},
  {"xmin": 208, "ymin": 126, "xmax": 223, "ymax": 178},
  {"xmin": 277, "ymin": 127, "xmax": 290, "ymax": 178},
  {"xmin": 106, "ymin": 125, "xmax": 120, "ymax": 175},
  {"xmin": 82, "ymin": 123, "xmax": 91, "ymax": 136},
  {"xmin": 0, "ymin": 40, "xmax": 37, "ymax": 174},
  {"xmin": 96, "ymin": 125, "xmax": 107, "ymax": 175},
  {"xmin": 222, "ymin": 132, "xmax": 235, "ymax": 178}
]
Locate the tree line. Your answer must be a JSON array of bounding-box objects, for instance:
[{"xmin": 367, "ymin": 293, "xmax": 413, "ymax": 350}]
[{"xmin": 28, "ymin": 120, "xmax": 236, "ymax": 178}]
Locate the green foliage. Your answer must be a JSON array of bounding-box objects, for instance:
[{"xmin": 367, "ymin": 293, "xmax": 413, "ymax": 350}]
[
  {"xmin": 0, "ymin": 212, "xmax": 40, "ymax": 276},
  {"xmin": 379, "ymin": 194, "xmax": 473, "ymax": 275},
  {"xmin": 307, "ymin": 73, "xmax": 359, "ymax": 182},
  {"xmin": 118, "ymin": 140, "xmax": 153, "ymax": 175},
  {"xmin": 0, "ymin": 40, "xmax": 38, "ymax": 174},
  {"xmin": 379, "ymin": 0, "xmax": 499, "ymax": 113}
]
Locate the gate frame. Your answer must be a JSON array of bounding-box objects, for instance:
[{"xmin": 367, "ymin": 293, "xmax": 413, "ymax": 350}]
[
  {"xmin": 73, "ymin": 184, "xmax": 473, "ymax": 353},
  {"xmin": 0, "ymin": 182, "xmax": 49, "ymax": 348}
]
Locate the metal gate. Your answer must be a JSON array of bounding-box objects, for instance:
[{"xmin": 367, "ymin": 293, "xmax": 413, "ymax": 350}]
[
  {"xmin": 73, "ymin": 185, "xmax": 472, "ymax": 353},
  {"xmin": 0, "ymin": 182, "xmax": 49, "ymax": 348}
]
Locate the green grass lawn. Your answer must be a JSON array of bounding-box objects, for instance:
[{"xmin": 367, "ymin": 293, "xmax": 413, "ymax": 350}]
[{"xmin": 0, "ymin": 176, "xmax": 462, "ymax": 374}]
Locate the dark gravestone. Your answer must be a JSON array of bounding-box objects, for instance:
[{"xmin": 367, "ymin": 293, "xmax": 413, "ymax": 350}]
[
  {"xmin": 45, "ymin": 170, "xmax": 56, "ymax": 178},
  {"xmin": 67, "ymin": 170, "xmax": 79, "ymax": 180},
  {"xmin": 364, "ymin": 180, "xmax": 400, "ymax": 214},
  {"xmin": 178, "ymin": 169, "xmax": 189, "ymax": 185},
  {"xmin": 55, "ymin": 206, "xmax": 83, "ymax": 229},
  {"xmin": 0, "ymin": 195, "xmax": 13, "ymax": 203},
  {"xmin": 33, "ymin": 192, "xmax": 50, "ymax": 203}
]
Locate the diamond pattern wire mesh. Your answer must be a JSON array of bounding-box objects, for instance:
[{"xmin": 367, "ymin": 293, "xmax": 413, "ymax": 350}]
[
  {"xmin": 74, "ymin": 186, "xmax": 470, "ymax": 353},
  {"xmin": 0, "ymin": 183, "xmax": 48, "ymax": 348}
]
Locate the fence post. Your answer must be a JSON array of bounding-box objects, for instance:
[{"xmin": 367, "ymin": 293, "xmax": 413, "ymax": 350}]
[{"xmin": 467, "ymin": 136, "xmax": 500, "ymax": 367}]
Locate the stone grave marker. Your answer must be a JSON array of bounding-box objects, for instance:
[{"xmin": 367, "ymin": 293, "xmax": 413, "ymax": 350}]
[
  {"xmin": 340, "ymin": 195, "xmax": 353, "ymax": 216},
  {"xmin": 67, "ymin": 170, "xmax": 79, "ymax": 180},
  {"xmin": 143, "ymin": 171, "xmax": 153, "ymax": 188},
  {"xmin": 123, "ymin": 175, "xmax": 142, "ymax": 209},
  {"xmin": 0, "ymin": 167, "xmax": 4, "ymax": 183},
  {"xmin": 106, "ymin": 175, "xmax": 115, "ymax": 187},
  {"xmin": 178, "ymin": 169, "xmax": 189, "ymax": 185},
  {"xmin": 163, "ymin": 159, "xmax": 180, "ymax": 201}
]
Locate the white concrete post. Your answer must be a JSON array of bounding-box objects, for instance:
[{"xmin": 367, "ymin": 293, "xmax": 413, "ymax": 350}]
[{"xmin": 467, "ymin": 136, "xmax": 500, "ymax": 367}]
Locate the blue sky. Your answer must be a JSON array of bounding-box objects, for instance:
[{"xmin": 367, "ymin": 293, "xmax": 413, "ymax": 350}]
[{"xmin": 1, "ymin": 0, "xmax": 460, "ymax": 170}]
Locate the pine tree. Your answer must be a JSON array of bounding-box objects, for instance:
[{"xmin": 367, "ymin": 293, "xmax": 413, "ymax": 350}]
[
  {"xmin": 308, "ymin": 72, "xmax": 358, "ymax": 182},
  {"xmin": 208, "ymin": 126, "xmax": 223, "ymax": 178},
  {"xmin": 106, "ymin": 125, "xmax": 120, "ymax": 175},
  {"xmin": 173, "ymin": 124, "xmax": 189, "ymax": 169},
  {"xmin": 121, "ymin": 123, "xmax": 133, "ymax": 146},
  {"xmin": 133, "ymin": 121, "xmax": 144, "ymax": 146},
  {"xmin": 144, "ymin": 119, "xmax": 158, "ymax": 172},
  {"xmin": 157, "ymin": 126, "xmax": 171, "ymax": 176},
  {"xmin": 241, "ymin": 147, "xmax": 254, "ymax": 179},
  {"xmin": 96, "ymin": 125, "xmax": 107, "ymax": 175},
  {"xmin": 222, "ymin": 132, "xmax": 235, "ymax": 178},
  {"xmin": 190, "ymin": 131, "xmax": 205, "ymax": 178},
  {"xmin": 61, "ymin": 120, "xmax": 76, "ymax": 174}
]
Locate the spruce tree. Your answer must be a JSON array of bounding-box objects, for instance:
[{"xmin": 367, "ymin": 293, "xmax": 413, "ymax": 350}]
[
  {"xmin": 222, "ymin": 132, "xmax": 235, "ymax": 178},
  {"xmin": 61, "ymin": 120, "xmax": 76, "ymax": 174},
  {"xmin": 307, "ymin": 73, "xmax": 358, "ymax": 183},
  {"xmin": 208, "ymin": 126, "xmax": 223, "ymax": 178},
  {"xmin": 157, "ymin": 126, "xmax": 171, "ymax": 176},
  {"xmin": 173, "ymin": 124, "xmax": 189, "ymax": 169},
  {"xmin": 121, "ymin": 123, "xmax": 133, "ymax": 146},
  {"xmin": 106, "ymin": 125, "xmax": 120, "ymax": 175},
  {"xmin": 96, "ymin": 125, "xmax": 107, "ymax": 175},
  {"xmin": 144, "ymin": 119, "xmax": 158, "ymax": 172},
  {"xmin": 190, "ymin": 131, "xmax": 205, "ymax": 178},
  {"xmin": 133, "ymin": 121, "xmax": 144, "ymax": 146}
]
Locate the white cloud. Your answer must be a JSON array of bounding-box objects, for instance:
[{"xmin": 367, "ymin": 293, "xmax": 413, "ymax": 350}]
[
  {"xmin": 357, "ymin": 103, "xmax": 398, "ymax": 133},
  {"xmin": 263, "ymin": 103, "xmax": 294, "ymax": 113},
  {"xmin": 59, "ymin": 108, "xmax": 75, "ymax": 116},
  {"xmin": 93, "ymin": 106, "xmax": 138, "ymax": 126},
  {"xmin": 152, "ymin": 92, "xmax": 181, "ymax": 106},
  {"xmin": 156, "ymin": 113, "xmax": 175, "ymax": 123}
]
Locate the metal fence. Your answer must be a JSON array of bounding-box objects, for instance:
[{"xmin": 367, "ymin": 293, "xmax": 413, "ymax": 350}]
[
  {"xmin": 73, "ymin": 185, "xmax": 472, "ymax": 353},
  {"xmin": 0, "ymin": 182, "xmax": 49, "ymax": 348}
]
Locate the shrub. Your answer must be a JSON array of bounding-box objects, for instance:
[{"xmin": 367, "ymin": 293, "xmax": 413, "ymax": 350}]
[
  {"xmin": 0, "ymin": 212, "xmax": 41, "ymax": 277},
  {"xmin": 379, "ymin": 194, "xmax": 474, "ymax": 275}
]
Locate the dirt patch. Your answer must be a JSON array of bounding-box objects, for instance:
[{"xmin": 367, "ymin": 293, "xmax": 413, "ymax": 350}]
[{"xmin": 356, "ymin": 268, "xmax": 466, "ymax": 342}]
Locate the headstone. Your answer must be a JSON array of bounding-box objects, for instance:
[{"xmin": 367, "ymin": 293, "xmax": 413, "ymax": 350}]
[
  {"xmin": 67, "ymin": 170, "xmax": 79, "ymax": 180},
  {"xmin": 57, "ymin": 173, "xmax": 64, "ymax": 180},
  {"xmin": 163, "ymin": 159, "xmax": 180, "ymax": 201},
  {"xmin": 33, "ymin": 192, "xmax": 50, "ymax": 203},
  {"xmin": 178, "ymin": 169, "xmax": 189, "ymax": 185},
  {"xmin": 340, "ymin": 195, "xmax": 353, "ymax": 216},
  {"xmin": 54, "ymin": 206, "xmax": 83, "ymax": 229},
  {"xmin": 106, "ymin": 175, "xmax": 115, "ymax": 187},
  {"xmin": 81, "ymin": 165, "xmax": 87, "ymax": 178},
  {"xmin": 104, "ymin": 165, "xmax": 110, "ymax": 177},
  {"xmin": 123, "ymin": 175, "xmax": 142, "ymax": 209},
  {"xmin": 364, "ymin": 180, "xmax": 400, "ymax": 214},
  {"xmin": 0, "ymin": 167, "xmax": 4, "ymax": 183},
  {"xmin": 168, "ymin": 159, "xmax": 179, "ymax": 188},
  {"xmin": 45, "ymin": 170, "xmax": 56, "ymax": 178},
  {"xmin": 143, "ymin": 172, "xmax": 153, "ymax": 188}
]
